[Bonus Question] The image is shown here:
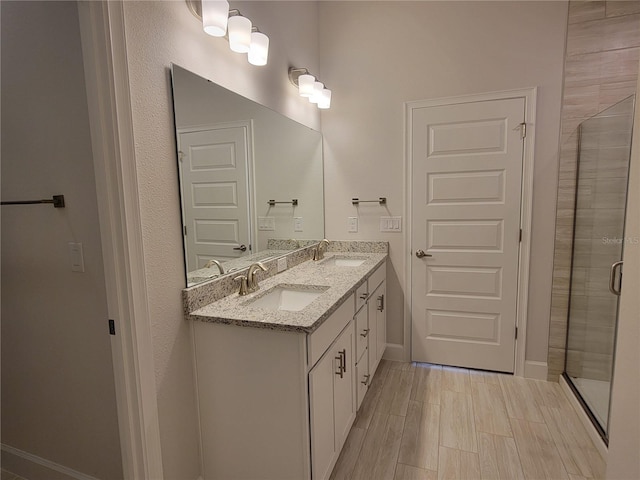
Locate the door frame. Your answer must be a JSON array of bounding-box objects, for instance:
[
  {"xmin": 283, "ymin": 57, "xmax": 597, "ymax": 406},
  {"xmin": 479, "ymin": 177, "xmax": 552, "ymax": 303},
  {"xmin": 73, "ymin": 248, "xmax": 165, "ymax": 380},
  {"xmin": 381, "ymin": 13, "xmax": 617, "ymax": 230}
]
[
  {"xmin": 404, "ymin": 88, "xmax": 537, "ymax": 377},
  {"xmin": 78, "ymin": 2, "xmax": 164, "ymax": 478}
]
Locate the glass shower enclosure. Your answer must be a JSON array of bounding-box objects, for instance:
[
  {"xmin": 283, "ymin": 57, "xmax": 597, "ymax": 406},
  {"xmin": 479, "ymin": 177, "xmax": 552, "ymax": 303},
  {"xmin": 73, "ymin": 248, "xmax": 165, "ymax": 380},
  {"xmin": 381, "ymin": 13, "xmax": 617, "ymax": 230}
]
[{"xmin": 564, "ymin": 95, "xmax": 635, "ymax": 441}]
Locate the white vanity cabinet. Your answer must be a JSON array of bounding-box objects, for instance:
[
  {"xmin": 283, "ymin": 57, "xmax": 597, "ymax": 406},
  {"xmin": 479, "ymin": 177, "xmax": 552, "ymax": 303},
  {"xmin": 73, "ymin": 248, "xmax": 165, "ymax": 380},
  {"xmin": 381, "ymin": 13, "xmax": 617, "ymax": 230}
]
[
  {"xmin": 353, "ymin": 263, "xmax": 387, "ymax": 407},
  {"xmin": 192, "ymin": 295, "xmax": 356, "ymax": 480},
  {"xmin": 190, "ymin": 257, "xmax": 386, "ymax": 480}
]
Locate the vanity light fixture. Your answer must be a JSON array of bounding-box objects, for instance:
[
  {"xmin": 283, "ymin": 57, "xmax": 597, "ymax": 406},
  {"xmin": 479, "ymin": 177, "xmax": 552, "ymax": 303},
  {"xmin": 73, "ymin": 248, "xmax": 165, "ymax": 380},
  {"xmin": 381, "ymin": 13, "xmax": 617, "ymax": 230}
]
[
  {"xmin": 202, "ymin": 0, "xmax": 229, "ymax": 37},
  {"xmin": 187, "ymin": 0, "xmax": 270, "ymax": 66},
  {"xmin": 228, "ymin": 11, "xmax": 252, "ymax": 53},
  {"xmin": 248, "ymin": 28, "xmax": 269, "ymax": 66},
  {"xmin": 288, "ymin": 67, "xmax": 332, "ymax": 110}
]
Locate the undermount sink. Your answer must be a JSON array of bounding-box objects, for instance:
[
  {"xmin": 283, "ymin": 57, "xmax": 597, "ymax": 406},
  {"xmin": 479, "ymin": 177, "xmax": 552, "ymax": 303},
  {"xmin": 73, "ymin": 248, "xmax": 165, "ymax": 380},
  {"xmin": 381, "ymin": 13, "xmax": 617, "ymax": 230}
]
[
  {"xmin": 246, "ymin": 284, "xmax": 329, "ymax": 311},
  {"xmin": 320, "ymin": 256, "xmax": 367, "ymax": 267}
]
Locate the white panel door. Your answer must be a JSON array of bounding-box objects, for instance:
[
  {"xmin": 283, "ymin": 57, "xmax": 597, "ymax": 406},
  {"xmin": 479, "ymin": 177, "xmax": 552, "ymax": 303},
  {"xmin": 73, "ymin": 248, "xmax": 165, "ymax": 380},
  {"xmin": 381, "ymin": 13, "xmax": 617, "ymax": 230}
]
[
  {"xmin": 411, "ymin": 97, "xmax": 525, "ymax": 372},
  {"xmin": 178, "ymin": 123, "xmax": 252, "ymax": 271}
]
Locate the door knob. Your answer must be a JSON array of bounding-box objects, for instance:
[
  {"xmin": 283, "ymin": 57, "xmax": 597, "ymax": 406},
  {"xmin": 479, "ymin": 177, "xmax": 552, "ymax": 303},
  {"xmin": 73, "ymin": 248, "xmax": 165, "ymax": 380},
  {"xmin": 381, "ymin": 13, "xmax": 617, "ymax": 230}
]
[
  {"xmin": 233, "ymin": 244, "xmax": 247, "ymax": 252},
  {"xmin": 415, "ymin": 250, "xmax": 432, "ymax": 258}
]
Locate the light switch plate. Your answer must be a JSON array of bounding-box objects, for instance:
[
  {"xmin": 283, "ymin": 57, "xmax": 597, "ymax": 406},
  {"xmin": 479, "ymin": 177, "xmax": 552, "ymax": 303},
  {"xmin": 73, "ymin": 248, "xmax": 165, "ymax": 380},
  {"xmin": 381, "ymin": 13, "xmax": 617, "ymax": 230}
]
[
  {"xmin": 380, "ymin": 216, "xmax": 402, "ymax": 232},
  {"xmin": 348, "ymin": 217, "xmax": 358, "ymax": 233},
  {"xmin": 294, "ymin": 217, "xmax": 303, "ymax": 232},
  {"xmin": 258, "ymin": 216, "xmax": 275, "ymax": 231},
  {"xmin": 68, "ymin": 242, "xmax": 85, "ymax": 272}
]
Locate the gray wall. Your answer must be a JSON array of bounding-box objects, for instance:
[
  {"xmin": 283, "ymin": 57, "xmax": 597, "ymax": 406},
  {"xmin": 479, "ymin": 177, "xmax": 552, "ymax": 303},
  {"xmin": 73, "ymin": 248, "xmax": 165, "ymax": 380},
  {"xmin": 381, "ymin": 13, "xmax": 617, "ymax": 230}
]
[
  {"xmin": 319, "ymin": 1, "xmax": 568, "ymax": 365},
  {"xmin": 1, "ymin": 2, "xmax": 122, "ymax": 478}
]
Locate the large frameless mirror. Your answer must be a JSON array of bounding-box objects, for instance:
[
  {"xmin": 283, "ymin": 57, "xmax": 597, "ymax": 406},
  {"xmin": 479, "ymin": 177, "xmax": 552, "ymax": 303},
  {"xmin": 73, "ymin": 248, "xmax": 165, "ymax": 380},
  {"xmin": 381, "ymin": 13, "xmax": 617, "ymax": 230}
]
[{"xmin": 171, "ymin": 64, "xmax": 325, "ymax": 287}]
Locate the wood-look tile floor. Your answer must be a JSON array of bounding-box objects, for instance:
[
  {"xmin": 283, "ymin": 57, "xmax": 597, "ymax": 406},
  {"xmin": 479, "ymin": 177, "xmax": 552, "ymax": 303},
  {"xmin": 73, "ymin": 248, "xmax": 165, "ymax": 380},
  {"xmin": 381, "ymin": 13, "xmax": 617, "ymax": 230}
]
[{"xmin": 330, "ymin": 360, "xmax": 606, "ymax": 480}]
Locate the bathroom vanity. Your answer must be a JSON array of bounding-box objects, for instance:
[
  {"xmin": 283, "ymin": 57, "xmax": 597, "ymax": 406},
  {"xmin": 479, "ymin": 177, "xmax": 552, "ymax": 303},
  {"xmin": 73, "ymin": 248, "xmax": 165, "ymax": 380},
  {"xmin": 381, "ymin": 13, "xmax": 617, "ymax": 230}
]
[{"xmin": 186, "ymin": 246, "xmax": 387, "ymax": 480}]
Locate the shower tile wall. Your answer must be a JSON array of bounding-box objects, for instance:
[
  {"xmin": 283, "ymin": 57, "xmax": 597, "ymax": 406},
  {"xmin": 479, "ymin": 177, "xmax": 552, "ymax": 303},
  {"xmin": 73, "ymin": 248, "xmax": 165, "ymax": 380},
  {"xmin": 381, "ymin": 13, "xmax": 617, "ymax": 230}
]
[{"xmin": 549, "ymin": 0, "xmax": 640, "ymax": 381}]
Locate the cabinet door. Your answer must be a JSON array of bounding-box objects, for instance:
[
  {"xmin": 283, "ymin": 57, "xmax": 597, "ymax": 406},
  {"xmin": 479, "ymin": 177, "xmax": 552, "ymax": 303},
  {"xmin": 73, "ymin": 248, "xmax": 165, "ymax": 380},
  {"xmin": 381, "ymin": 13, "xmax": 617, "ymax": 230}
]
[
  {"xmin": 367, "ymin": 289, "xmax": 378, "ymax": 376},
  {"xmin": 333, "ymin": 321, "xmax": 356, "ymax": 453},
  {"xmin": 309, "ymin": 321, "xmax": 356, "ymax": 480},
  {"xmin": 375, "ymin": 280, "xmax": 387, "ymax": 368},
  {"xmin": 309, "ymin": 343, "xmax": 337, "ymax": 480}
]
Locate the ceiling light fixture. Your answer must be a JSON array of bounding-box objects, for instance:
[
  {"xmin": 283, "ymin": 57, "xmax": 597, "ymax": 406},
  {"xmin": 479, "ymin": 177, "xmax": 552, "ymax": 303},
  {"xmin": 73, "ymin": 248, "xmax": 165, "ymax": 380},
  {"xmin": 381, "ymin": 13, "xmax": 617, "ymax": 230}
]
[{"xmin": 288, "ymin": 67, "xmax": 332, "ymax": 110}]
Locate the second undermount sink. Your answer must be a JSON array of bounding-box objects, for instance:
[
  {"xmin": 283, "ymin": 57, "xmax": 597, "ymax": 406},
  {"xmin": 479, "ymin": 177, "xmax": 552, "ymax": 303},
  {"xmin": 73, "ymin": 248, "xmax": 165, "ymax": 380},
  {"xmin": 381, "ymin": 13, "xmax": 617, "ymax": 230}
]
[
  {"xmin": 246, "ymin": 284, "xmax": 329, "ymax": 312},
  {"xmin": 321, "ymin": 256, "xmax": 367, "ymax": 267}
]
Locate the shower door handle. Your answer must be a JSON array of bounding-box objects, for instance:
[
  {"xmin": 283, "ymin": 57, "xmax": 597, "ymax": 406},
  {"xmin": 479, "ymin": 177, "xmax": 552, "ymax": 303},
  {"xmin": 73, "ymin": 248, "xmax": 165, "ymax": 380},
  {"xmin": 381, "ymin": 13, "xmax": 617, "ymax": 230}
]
[{"xmin": 609, "ymin": 261, "xmax": 623, "ymax": 296}]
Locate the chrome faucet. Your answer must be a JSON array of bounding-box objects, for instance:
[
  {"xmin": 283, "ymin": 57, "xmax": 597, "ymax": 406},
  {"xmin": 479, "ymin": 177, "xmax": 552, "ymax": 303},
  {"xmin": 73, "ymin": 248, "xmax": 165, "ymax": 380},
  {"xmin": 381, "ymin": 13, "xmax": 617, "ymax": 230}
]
[
  {"xmin": 312, "ymin": 239, "xmax": 330, "ymax": 261},
  {"xmin": 204, "ymin": 259, "xmax": 225, "ymax": 275},
  {"xmin": 246, "ymin": 262, "xmax": 268, "ymax": 293}
]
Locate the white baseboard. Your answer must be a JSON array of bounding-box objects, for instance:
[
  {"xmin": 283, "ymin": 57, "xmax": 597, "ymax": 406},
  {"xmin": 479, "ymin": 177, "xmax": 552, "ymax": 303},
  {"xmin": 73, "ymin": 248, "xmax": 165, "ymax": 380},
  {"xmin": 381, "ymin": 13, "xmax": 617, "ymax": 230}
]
[
  {"xmin": 382, "ymin": 343, "xmax": 408, "ymax": 362},
  {"xmin": 558, "ymin": 376, "xmax": 608, "ymax": 461},
  {"xmin": 1, "ymin": 444, "xmax": 98, "ymax": 480},
  {"xmin": 524, "ymin": 360, "xmax": 548, "ymax": 380}
]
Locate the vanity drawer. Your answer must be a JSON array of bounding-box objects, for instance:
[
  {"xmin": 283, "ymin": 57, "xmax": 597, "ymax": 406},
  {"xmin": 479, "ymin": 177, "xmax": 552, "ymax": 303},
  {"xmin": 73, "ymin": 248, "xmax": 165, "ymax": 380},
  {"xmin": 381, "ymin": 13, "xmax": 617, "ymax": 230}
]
[
  {"xmin": 308, "ymin": 296, "xmax": 354, "ymax": 368},
  {"xmin": 355, "ymin": 282, "xmax": 369, "ymax": 311},
  {"xmin": 355, "ymin": 350, "xmax": 369, "ymax": 410},
  {"xmin": 355, "ymin": 305, "xmax": 368, "ymax": 361}
]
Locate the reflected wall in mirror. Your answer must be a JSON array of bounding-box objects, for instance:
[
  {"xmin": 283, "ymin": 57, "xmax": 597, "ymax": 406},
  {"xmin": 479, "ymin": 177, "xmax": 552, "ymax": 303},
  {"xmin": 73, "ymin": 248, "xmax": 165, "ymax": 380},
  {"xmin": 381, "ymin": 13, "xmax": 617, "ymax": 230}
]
[{"xmin": 171, "ymin": 65, "xmax": 325, "ymax": 287}]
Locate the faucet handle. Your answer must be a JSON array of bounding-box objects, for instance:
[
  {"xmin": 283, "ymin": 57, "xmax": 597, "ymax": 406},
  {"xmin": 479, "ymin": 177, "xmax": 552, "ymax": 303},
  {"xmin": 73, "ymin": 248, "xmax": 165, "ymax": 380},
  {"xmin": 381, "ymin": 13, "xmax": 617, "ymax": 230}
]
[{"xmin": 235, "ymin": 275, "xmax": 249, "ymax": 296}]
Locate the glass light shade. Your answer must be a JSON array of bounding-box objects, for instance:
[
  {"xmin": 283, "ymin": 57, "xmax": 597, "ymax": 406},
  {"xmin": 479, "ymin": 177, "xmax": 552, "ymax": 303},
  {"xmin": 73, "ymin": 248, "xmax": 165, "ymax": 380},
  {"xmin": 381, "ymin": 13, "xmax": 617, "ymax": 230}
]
[
  {"xmin": 298, "ymin": 74, "xmax": 315, "ymax": 97},
  {"xmin": 228, "ymin": 15, "xmax": 252, "ymax": 53},
  {"xmin": 309, "ymin": 81, "xmax": 324, "ymax": 104},
  {"xmin": 202, "ymin": 0, "xmax": 229, "ymax": 37},
  {"xmin": 318, "ymin": 89, "xmax": 332, "ymax": 109},
  {"xmin": 248, "ymin": 32, "xmax": 269, "ymax": 66}
]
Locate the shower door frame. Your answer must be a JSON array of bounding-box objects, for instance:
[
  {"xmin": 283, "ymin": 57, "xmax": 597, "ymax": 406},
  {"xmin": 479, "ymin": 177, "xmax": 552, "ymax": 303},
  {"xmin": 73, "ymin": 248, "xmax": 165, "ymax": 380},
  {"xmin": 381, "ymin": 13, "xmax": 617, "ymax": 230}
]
[{"xmin": 563, "ymin": 95, "xmax": 635, "ymax": 444}]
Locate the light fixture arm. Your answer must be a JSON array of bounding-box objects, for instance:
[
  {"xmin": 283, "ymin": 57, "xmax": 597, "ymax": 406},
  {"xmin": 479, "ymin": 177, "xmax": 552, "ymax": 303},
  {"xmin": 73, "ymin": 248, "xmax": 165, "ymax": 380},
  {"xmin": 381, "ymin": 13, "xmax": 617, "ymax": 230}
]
[
  {"xmin": 288, "ymin": 67, "xmax": 311, "ymax": 87},
  {"xmin": 185, "ymin": 1, "xmax": 241, "ymax": 21}
]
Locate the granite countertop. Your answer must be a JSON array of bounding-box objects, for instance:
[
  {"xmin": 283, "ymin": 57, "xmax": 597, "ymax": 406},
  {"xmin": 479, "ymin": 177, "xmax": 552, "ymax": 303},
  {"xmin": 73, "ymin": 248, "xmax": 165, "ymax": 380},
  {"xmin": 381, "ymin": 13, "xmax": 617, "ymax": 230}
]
[{"xmin": 188, "ymin": 251, "xmax": 387, "ymax": 333}]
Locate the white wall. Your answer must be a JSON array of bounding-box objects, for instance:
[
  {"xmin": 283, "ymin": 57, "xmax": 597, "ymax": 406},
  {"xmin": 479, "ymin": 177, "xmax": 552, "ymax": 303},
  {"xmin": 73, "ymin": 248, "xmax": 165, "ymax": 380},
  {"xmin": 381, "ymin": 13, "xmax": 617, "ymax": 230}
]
[
  {"xmin": 318, "ymin": 1, "xmax": 567, "ymax": 363},
  {"xmin": 0, "ymin": 2, "xmax": 122, "ymax": 478},
  {"xmin": 606, "ymin": 65, "xmax": 640, "ymax": 480},
  {"xmin": 120, "ymin": 1, "xmax": 321, "ymax": 477}
]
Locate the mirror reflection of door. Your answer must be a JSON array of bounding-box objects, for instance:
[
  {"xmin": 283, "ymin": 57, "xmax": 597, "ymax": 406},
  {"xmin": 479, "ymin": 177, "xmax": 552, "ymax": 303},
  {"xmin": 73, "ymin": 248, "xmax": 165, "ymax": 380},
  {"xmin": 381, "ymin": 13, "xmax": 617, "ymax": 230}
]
[{"xmin": 178, "ymin": 121, "xmax": 253, "ymax": 271}]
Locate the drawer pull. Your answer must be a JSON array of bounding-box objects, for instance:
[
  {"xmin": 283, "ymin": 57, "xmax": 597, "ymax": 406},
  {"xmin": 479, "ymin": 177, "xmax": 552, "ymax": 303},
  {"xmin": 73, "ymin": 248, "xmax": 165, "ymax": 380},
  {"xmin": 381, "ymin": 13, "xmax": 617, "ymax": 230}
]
[
  {"xmin": 359, "ymin": 293, "xmax": 369, "ymax": 300},
  {"xmin": 360, "ymin": 328, "xmax": 370, "ymax": 338},
  {"xmin": 377, "ymin": 294, "xmax": 384, "ymax": 312},
  {"xmin": 335, "ymin": 349, "xmax": 347, "ymax": 377}
]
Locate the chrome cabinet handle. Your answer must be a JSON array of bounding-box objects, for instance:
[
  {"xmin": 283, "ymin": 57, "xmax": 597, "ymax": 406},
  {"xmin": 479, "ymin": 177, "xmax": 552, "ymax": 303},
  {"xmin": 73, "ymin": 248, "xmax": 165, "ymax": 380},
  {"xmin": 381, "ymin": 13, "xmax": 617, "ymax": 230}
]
[
  {"xmin": 335, "ymin": 352, "xmax": 344, "ymax": 378},
  {"xmin": 359, "ymin": 293, "xmax": 368, "ymax": 300},
  {"xmin": 361, "ymin": 374, "xmax": 371, "ymax": 386},
  {"xmin": 233, "ymin": 244, "xmax": 247, "ymax": 251},
  {"xmin": 415, "ymin": 249, "xmax": 432, "ymax": 258},
  {"xmin": 377, "ymin": 294, "xmax": 384, "ymax": 312},
  {"xmin": 609, "ymin": 261, "xmax": 623, "ymax": 296},
  {"xmin": 360, "ymin": 328, "xmax": 370, "ymax": 338},
  {"xmin": 335, "ymin": 349, "xmax": 346, "ymax": 378}
]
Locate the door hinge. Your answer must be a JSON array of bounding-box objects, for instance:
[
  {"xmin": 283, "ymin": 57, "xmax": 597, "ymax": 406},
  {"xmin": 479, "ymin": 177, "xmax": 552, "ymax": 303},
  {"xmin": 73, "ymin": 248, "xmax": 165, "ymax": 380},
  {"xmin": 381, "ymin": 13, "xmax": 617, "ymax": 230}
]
[
  {"xmin": 183, "ymin": 225, "xmax": 187, "ymax": 236},
  {"xmin": 178, "ymin": 150, "xmax": 185, "ymax": 162},
  {"xmin": 519, "ymin": 122, "xmax": 527, "ymax": 139},
  {"xmin": 515, "ymin": 327, "xmax": 518, "ymax": 340},
  {"xmin": 108, "ymin": 319, "xmax": 116, "ymax": 336},
  {"xmin": 519, "ymin": 228, "xmax": 522, "ymax": 242}
]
